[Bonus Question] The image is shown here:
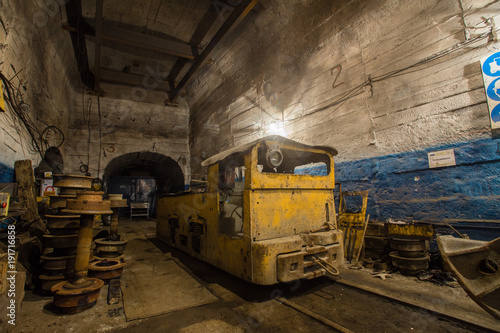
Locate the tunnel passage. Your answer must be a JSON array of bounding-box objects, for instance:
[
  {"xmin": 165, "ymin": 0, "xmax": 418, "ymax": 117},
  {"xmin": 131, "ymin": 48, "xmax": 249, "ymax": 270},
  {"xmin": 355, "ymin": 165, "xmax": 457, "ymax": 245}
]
[{"xmin": 103, "ymin": 152, "xmax": 185, "ymax": 216}]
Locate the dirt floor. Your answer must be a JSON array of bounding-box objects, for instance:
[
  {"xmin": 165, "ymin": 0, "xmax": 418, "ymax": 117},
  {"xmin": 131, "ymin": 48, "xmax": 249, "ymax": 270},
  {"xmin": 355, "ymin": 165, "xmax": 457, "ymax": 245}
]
[{"xmin": 11, "ymin": 219, "xmax": 497, "ymax": 333}]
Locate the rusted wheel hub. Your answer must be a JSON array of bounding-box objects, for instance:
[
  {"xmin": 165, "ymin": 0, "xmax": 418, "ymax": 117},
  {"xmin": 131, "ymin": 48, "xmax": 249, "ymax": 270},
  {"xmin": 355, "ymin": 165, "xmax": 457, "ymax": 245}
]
[
  {"xmin": 95, "ymin": 237, "xmax": 127, "ymax": 257},
  {"xmin": 45, "ymin": 214, "xmax": 80, "ymax": 235},
  {"xmin": 51, "ymin": 278, "xmax": 104, "ymax": 314},
  {"xmin": 89, "ymin": 260, "xmax": 126, "ymax": 283},
  {"xmin": 50, "ymin": 191, "xmax": 113, "ymax": 314},
  {"xmin": 38, "ymin": 274, "xmax": 67, "ymax": 294},
  {"xmin": 43, "ymin": 234, "xmax": 79, "ymax": 249},
  {"xmin": 41, "ymin": 254, "xmax": 76, "ymax": 272},
  {"xmin": 47, "ymin": 195, "xmax": 77, "ymax": 209}
]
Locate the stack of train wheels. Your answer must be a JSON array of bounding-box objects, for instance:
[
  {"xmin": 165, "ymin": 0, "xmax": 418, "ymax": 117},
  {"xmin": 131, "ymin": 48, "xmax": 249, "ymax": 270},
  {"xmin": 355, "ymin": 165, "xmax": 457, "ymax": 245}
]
[
  {"xmin": 38, "ymin": 175, "xmax": 94, "ymax": 294},
  {"xmin": 389, "ymin": 238, "xmax": 430, "ymax": 275},
  {"xmin": 51, "ymin": 191, "xmax": 112, "ymax": 314},
  {"xmin": 90, "ymin": 194, "xmax": 128, "ymax": 284},
  {"xmin": 39, "ymin": 215, "xmax": 80, "ymax": 294}
]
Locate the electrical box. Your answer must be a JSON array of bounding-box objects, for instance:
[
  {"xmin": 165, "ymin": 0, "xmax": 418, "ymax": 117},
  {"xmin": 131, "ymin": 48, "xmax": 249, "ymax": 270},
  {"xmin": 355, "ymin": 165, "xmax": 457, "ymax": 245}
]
[{"xmin": 0, "ymin": 193, "xmax": 10, "ymax": 216}]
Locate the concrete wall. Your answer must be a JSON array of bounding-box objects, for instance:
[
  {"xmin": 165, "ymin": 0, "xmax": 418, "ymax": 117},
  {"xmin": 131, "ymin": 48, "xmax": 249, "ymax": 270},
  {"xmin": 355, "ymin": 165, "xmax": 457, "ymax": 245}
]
[
  {"xmin": 0, "ymin": 0, "xmax": 78, "ymax": 182},
  {"xmin": 186, "ymin": 0, "xmax": 500, "ymax": 221},
  {"xmin": 64, "ymin": 86, "xmax": 190, "ymax": 185}
]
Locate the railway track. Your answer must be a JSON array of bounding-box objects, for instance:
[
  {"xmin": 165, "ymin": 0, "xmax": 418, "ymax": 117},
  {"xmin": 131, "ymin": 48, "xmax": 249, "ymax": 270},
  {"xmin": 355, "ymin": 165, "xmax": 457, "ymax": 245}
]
[
  {"xmin": 273, "ymin": 281, "xmax": 497, "ymax": 333},
  {"xmin": 151, "ymin": 233, "xmax": 496, "ymax": 333}
]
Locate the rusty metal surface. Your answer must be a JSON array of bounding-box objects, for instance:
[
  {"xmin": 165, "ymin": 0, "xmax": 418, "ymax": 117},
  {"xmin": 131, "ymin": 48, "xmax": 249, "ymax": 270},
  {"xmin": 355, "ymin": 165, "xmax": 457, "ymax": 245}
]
[
  {"xmin": 201, "ymin": 135, "xmax": 337, "ymax": 167},
  {"xmin": 390, "ymin": 238, "xmax": 428, "ymax": 258},
  {"xmin": 93, "ymin": 253, "xmax": 126, "ymax": 261},
  {"xmin": 43, "ymin": 234, "xmax": 79, "ymax": 248},
  {"xmin": 276, "ymin": 243, "xmax": 342, "ymax": 282},
  {"xmin": 437, "ymin": 236, "xmax": 500, "ymax": 319},
  {"xmin": 50, "ymin": 190, "xmax": 112, "ymax": 313},
  {"xmin": 39, "ymin": 274, "xmax": 67, "ymax": 292},
  {"xmin": 59, "ymin": 188, "xmax": 81, "ymax": 196},
  {"xmin": 337, "ymin": 190, "xmax": 369, "ymax": 264},
  {"xmin": 51, "ymin": 278, "xmax": 104, "ymax": 313},
  {"xmin": 46, "ymin": 214, "xmax": 81, "ymax": 223},
  {"xmin": 50, "ymin": 247, "xmax": 77, "ymax": 256},
  {"xmin": 390, "ymin": 251, "xmax": 429, "ymax": 275},
  {"xmin": 109, "ymin": 198, "xmax": 128, "ymax": 208},
  {"xmin": 107, "ymin": 279, "xmax": 121, "ymax": 305},
  {"xmin": 46, "ymin": 217, "xmax": 80, "ymax": 235},
  {"xmin": 52, "ymin": 174, "xmax": 93, "ymax": 189},
  {"xmin": 94, "ymin": 237, "xmax": 127, "ymax": 255},
  {"xmin": 47, "ymin": 194, "xmax": 76, "ymax": 208},
  {"xmin": 41, "ymin": 254, "xmax": 75, "ymax": 271},
  {"xmin": 158, "ymin": 137, "xmax": 343, "ymax": 285},
  {"xmin": 388, "ymin": 223, "xmax": 434, "ymax": 239},
  {"xmin": 89, "ymin": 260, "xmax": 126, "ymax": 283},
  {"xmin": 62, "ymin": 191, "xmax": 112, "ymax": 215}
]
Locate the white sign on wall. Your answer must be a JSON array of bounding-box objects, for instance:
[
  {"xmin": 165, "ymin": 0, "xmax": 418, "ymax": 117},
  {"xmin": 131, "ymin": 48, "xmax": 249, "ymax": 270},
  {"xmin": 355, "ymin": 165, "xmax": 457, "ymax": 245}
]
[
  {"xmin": 480, "ymin": 52, "xmax": 500, "ymax": 132},
  {"xmin": 428, "ymin": 149, "xmax": 456, "ymax": 169}
]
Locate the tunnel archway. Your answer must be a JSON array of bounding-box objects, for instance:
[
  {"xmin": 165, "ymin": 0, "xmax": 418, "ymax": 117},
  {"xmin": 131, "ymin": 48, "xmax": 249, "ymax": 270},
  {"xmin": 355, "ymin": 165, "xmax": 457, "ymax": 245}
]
[{"xmin": 103, "ymin": 152, "xmax": 185, "ymax": 217}]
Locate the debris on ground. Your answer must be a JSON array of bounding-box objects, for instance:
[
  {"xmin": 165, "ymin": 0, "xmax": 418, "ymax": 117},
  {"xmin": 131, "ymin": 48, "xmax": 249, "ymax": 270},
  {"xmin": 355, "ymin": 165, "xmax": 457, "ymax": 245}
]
[
  {"xmin": 372, "ymin": 273, "xmax": 393, "ymax": 280},
  {"xmin": 108, "ymin": 307, "xmax": 125, "ymax": 317},
  {"xmin": 416, "ymin": 270, "xmax": 460, "ymax": 287}
]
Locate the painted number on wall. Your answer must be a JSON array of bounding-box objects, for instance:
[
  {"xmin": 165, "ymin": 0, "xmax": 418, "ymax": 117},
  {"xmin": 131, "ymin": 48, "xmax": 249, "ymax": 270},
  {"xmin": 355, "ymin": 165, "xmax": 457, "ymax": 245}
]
[{"xmin": 331, "ymin": 64, "xmax": 344, "ymax": 90}]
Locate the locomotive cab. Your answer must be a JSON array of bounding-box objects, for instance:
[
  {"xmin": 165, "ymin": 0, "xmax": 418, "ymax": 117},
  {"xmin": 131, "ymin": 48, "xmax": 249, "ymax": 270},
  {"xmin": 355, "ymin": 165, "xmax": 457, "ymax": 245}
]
[{"xmin": 157, "ymin": 135, "xmax": 344, "ymax": 285}]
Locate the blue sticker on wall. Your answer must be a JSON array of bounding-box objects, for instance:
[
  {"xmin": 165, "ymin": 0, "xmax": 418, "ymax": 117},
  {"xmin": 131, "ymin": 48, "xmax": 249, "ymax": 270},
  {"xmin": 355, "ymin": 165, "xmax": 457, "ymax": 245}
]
[
  {"xmin": 491, "ymin": 104, "xmax": 500, "ymax": 123},
  {"xmin": 482, "ymin": 52, "xmax": 500, "ymax": 77},
  {"xmin": 487, "ymin": 77, "xmax": 500, "ymax": 101}
]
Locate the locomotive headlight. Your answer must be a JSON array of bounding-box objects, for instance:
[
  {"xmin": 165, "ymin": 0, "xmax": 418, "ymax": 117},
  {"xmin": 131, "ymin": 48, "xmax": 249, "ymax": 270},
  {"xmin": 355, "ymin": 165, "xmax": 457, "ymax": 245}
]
[{"xmin": 266, "ymin": 149, "xmax": 283, "ymax": 168}]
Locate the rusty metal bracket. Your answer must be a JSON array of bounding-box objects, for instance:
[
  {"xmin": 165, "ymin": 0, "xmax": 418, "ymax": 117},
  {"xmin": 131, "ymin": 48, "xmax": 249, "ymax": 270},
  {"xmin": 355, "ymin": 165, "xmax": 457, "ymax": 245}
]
[{"xmin": 437, "ymin": 236, "xmax": 500, "ymax": 319}]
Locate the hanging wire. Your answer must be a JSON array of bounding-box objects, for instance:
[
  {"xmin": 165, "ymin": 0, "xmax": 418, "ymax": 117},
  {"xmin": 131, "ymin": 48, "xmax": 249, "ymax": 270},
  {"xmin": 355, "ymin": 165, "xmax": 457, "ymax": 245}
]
[
  {"xmin": 0, "ymin": 71, "xmax": 43, "ymax": 159},
  {"xmin": 85, "ymin": 97, "xmax": 92, "ymax": 169},
  {"xmin": 97, "ymin": 95, "xmax": 102, "ymax": 178}
]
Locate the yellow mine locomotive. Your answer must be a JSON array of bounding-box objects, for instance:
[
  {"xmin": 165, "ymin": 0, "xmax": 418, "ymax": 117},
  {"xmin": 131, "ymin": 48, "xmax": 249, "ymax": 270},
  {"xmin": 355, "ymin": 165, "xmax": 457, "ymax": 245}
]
[{"xmin": 157, "ymin": 135, "xmax": 343, "ymax": 285}]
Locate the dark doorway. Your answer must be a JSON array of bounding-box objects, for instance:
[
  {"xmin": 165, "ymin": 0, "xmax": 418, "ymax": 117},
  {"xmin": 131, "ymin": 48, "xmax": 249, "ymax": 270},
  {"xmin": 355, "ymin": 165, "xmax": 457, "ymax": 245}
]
[{"xmin": 103, "ymin": 152, "xmax": 185, "ymax": 217}]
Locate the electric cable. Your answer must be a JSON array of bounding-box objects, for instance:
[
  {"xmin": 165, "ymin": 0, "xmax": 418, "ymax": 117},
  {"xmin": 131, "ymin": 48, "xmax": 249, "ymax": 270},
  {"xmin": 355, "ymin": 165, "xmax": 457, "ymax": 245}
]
[
  {"xmin": 286, "ymin": 27, "xmax": 494, "ymax": 125},
  {"xmin": 97, "ymin": 95, "xmax": 102, "ymax": 178},
  {"xmin": 0, "ymin": 71, "xmax": 43, "ymax": 159}
]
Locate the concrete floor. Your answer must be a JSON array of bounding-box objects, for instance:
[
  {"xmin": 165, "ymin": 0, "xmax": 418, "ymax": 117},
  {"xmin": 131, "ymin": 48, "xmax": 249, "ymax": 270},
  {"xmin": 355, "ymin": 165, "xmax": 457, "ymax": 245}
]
[{"xmin": 12, "ymin": 219, "xmax": 497, "ymax": 333}]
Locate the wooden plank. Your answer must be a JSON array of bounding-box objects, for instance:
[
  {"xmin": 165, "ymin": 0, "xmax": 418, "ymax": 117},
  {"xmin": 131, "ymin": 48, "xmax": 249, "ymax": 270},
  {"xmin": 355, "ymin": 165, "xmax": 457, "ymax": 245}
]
[{"xmin": 14, "ymin": 160, "xmax": 39, "ymax": 223}]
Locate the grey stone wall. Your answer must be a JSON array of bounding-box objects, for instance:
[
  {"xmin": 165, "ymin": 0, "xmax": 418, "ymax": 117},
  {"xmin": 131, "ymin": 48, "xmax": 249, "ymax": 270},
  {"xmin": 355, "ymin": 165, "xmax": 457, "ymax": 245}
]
[
  {"xmin": 0, "ymin": 0, "xmax": 77, "ymax": 180},
  {"xmin": 65, "ymin": 88, "xmax": 190, "ymax": 183},
  {"xmin": 186, "ymin": 0, "xmax": 499, "ymax": 176}
]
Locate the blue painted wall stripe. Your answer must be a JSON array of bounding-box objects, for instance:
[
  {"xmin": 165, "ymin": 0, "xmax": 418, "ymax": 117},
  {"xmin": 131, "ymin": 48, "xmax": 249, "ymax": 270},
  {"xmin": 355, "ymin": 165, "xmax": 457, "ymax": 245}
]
[
  {"xmin": 335, "ymin": 138, "xmax": 500, "ymax": 224},
  {"xmin": 0, "ymin": 163, "xmax": 14, "ymax": 183}
]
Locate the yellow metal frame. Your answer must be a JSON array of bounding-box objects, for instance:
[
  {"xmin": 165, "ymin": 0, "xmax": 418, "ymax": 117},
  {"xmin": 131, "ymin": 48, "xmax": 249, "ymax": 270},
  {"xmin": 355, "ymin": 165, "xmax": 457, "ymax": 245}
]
[
  {"xmin": 157, "ymin": 136, "xmax": 343, "ymax": 285},
  {"xmin": 337, "ymin": 189, "xmax": 369, "ymax": 263}
]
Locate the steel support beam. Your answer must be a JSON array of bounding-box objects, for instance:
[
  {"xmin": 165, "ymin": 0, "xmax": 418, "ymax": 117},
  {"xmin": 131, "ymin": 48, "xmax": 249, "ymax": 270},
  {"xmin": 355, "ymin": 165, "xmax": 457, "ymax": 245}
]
[
  {"xmin": 168, "ymin": 0, "xmax": 259, "ymax": 102},
  {"xmin": 64, "ymin": 0, "xmax": 94, "ymax": 90},
  {"xmin": 94, "ymin": 0, "xmax": 103, "ymax": 93},
  {"xmin": 99, "ymin": 69, "xmax": 171, "ymax": 92},
  {"xmin": 63, "ymin": 20, "xmax": 202, "ymax": 60},
  {"xmin": 167, "ymin": 2, "xmax": 220, "ymax": 93}
]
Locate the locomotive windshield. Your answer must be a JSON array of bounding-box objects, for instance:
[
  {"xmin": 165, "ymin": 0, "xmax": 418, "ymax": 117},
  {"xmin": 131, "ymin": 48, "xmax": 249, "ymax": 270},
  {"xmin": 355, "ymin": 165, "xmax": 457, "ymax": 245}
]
[{"xmin": 257, "ymin": 146, "xmax": 331, "ymax": 175}]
